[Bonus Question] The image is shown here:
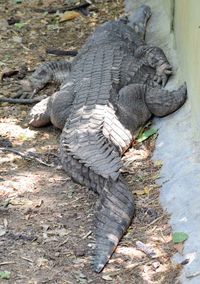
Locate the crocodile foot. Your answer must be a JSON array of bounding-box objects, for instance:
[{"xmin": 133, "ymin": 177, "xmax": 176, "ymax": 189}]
[{"xmin": 154, "ymin": 63, "xmax": 172, "ymax": 87}]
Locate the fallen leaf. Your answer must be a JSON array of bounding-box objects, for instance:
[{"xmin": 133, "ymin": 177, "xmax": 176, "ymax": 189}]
[
  {"xmin": 174, "ymin": 243, "xmax": 184, "ymax": 254},
  {"xmin": 17, "ymin": 134, "xmax": 29, "ymax": 141},
  {"xmin": 133, "ymin": 188, "xmax": 149, "ymax": 196},
  {"xmin": 154, "ymin": 160, "xmax": 163, "ymax": 167},
  {"xmin": 0, "ymin": 271, "xmax": 11, "ymax": 280},
  {"xmin": 144, "ymin": 186, "xmax": 150, "ymax": 194},
  {"xmin": 14, "ymin": 22, "xmax": 26, "ymax": 29},
  {"xmin": 136, "ymin": 128, "xmax": 158, "ymax": 143},
  {"xmin": 151, "ymin": 173, "xmax": 160, "ymax": 180},
  {"xmin": 172, "ymin": 232, "xmax": 188, "ymax": 244},
  {"xmin": 59, "ymin": 11, "xmax": 80, "ymax": 22}
]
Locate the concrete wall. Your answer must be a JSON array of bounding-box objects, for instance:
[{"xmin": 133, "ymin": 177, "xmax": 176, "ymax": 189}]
[
  {"xmin": 164, "ymin": 0, "xmax": 200, "ymax": 141},
  {"xmin": 174, "ymin": 0, "xmax": 200, "ymax": 140},
  {"xmin": 162, "ymin": 0, "xmax": 174, "ymax": 32}
]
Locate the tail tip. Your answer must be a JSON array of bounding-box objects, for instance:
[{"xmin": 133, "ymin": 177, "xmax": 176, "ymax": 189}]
[{"xmin": 92, "ymin": 262, "xmax": 106, "ymax": 273}]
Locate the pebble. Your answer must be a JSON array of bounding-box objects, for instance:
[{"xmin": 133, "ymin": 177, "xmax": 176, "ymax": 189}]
[{"xmin": 152, "ymin": 261, "xmax": 160, "ymax": 270}]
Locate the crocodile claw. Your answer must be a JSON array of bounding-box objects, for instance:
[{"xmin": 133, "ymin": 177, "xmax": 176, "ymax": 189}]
[{"xmin": 154, "ymin": 63, "xmax": 172, "ymax": 87}]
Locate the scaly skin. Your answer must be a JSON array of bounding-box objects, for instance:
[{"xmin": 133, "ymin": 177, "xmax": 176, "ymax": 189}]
[{"xmin": 23, "ymin": 5, "xmax": 187, "ymax": 272}]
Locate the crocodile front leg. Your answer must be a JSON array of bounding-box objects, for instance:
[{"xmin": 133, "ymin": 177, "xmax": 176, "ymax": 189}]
[{"xmin": 135, "ymin": 46, "xmax": 172, "ymax": 87}]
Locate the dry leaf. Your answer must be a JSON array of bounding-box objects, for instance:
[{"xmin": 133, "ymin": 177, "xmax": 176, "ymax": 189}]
[
  {"xmin": 59, "ymin": 11, "xmax": 80, "ymax": 22},
  {"xmin": 133, "ymin": 187, "xmax": 150, "ymax": 195},
  {"xmin": 174, "ymin": 243, "xmax": 184, "ymax": 254},
  {"xmin": 144, "ymin": 187, "xmax": 150, "ymax": 194},
  {"xmin": 102, "ymin": 275, "xmax": 113, "ymax": 281},
  {"xmin": 154, "ymin": 160, "xmax": 163, "ymax": 167}
]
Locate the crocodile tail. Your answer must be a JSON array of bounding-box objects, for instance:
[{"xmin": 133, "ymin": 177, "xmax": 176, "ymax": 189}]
[
  {"xmin": 93, "ymin": 176, "xmax": 135, "ymax": 272},
  {"xmin": 60, "ymin": 147, "xmax": 135, "ymax": 272},
  {"xmin": 60, "ymin": 104, "xmax": 135, "ymax": 271}
]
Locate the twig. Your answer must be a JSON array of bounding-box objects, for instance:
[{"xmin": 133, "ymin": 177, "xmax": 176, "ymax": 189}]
[
  {"xmin": 0, "ymin": 147, "xmax": 55, "ymax": 167},
  {"xmin": 46, "ymin": 48, "xmax": 78, "ymax": 57},
  {"xmin": 33, "ymin": 2, "xmax": 91, "ymax": 14},
  {"xmin": 82, "ymin": 230, "xmax": 92, "ymax": 239},
  {"xmin": 145, "ymin": 214, "xmax": 165, "ymax": 228},
  {"xmin": 0, "ymin": 261, "xmax": 15, "ymax": 266},
  {"xmin": 58, "ymin": 238, "xmax": 69, "ymax": 247},
  {"xmin": 124, "ymin": 260, "xmax": 147, "ymax": 271},
  {"xmin": 0, "ymin": 96, "xmax": 46, "ymax": 104},
  {"xmin": 186, "ymin": 271, "xmax": 200, "ymax": 279},
  {"xmin": 20, "ymin": 256, "xmax": 34, "ymax": 263}
]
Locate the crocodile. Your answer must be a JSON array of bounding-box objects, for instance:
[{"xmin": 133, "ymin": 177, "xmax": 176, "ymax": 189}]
[{"xmin": 22, "ymin": 5, "xmax": 187, "ymax": 272}]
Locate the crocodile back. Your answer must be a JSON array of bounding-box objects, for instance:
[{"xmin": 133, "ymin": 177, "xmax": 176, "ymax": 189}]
[
  {"xmin": 61, "ymin": 26, "xmax": 137, "ymax": 179},
  {"xmin": 61, "ymin": 45, "xmax": 120, "ymax": 179},
  {"xmin": 60, "ymin": 20, "xmax": 138, "ymax": 272}
]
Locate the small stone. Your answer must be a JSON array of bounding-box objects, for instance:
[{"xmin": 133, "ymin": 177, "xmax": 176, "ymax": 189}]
[{"xmin": 152, "ymin": 261, "xmax": 160, "ymax": 270}]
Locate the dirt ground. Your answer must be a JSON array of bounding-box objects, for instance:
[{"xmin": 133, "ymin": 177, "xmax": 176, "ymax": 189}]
[{"xmin": 0, "ymin": 1, "xmax": 182, "ymax": 283}]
